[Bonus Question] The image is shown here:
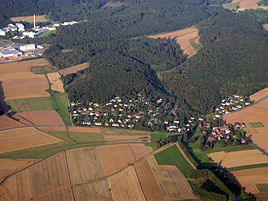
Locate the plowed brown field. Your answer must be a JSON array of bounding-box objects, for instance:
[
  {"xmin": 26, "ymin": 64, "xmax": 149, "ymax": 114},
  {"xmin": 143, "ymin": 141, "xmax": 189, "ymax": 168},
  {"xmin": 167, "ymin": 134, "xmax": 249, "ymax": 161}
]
[
  {"xmin": 232, "ymin": 167, "xmax": 268, "ymax": 194},
  {"xmin": 250, "ymin": 87, "xmax": 268, "ymax": 102},
  {"xmin": 73, "ymin": 180, "xmax": 112, "ymax": 201},
  {"xmin": 135, "ymin": 160, "xmax": 165, "ymax": 201},
  {"xmin": 96, "ymin": 144, "xmax": 135, "ymax": 176},
  {"xmin": 208, "ymin": 150, "xmax": 268, "ymax": 168},
  {"xmin": 0, "ymin": 127, "xmax": 62, "ymax": 153},
  {"xmin": 148, "ymin": 27, "xmax": 200, "ymax": 57},
  {"xmin": 237, "ymin": 0, "xmax": 258, "ymax": 10},
  {"xmin": 108, "ymin": 166, "xmax": 146, "ymax": 201},
  {"xmin": 3, "ymin": 152, "xmax": 71, "ymax": 201},
  {"xmin": 66, "ymin": 147, "xmax": 104, "ymax": 185},
  {"xmin": 0, "ymin": 159, "xmax": 39, "ymax": 182},
  {"xmin": 130, "ymin": 144, "xmax": 153, "ymax": 160},
  {"xmin": 59, "ymin": 62, "xmax": 89, "ymax": 76},
  {"xmin": 38, "ymin": 126, "xmax": 67, "ymax": 132},
  {"xmin": 13, "ymin": 110, "xmax": 65, "ymax": 126},
  {"xmin": 0, "ymin": 115, "xmax": 24, "ymax": 130},
  {"xmin": 47, "ymin": 72, "xmax": 65, "ymax": 93}
]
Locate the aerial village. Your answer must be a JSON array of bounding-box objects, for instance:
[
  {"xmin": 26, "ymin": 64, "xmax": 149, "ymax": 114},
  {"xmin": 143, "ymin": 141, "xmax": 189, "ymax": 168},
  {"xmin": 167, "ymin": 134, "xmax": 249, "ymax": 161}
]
[
  {"xmin": 0, "ymin": 15, "xmax": 79, "ymax": 63},
  {"xmin": 71, "ymin": 94, "xmax": 254, "ymax": 148}
]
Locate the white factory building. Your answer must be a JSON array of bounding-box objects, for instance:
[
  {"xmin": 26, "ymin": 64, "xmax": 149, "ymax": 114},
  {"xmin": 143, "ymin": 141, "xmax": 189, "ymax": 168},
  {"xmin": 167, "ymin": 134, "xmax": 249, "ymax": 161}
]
[
  {"xmin": 22, "ymin": 31, "xmax": 36, "ymax": 38},
  {"xmin": 19, "ymin": 44, "xmax": 35, "ymax": 51},
  {"xmin": 8, "ymin": 24, "xmax": 17, "ymax": 32},
  {"xmin": 0, "ymin": 48, "xmax": 22, "ymax": 57},
  {"xmin": 0, "ymin": 29, "xmax": 5, "ymax": 36},
  {"xmin": 15, "ymin": 23, "xmax": 25, "ymax": 32}
]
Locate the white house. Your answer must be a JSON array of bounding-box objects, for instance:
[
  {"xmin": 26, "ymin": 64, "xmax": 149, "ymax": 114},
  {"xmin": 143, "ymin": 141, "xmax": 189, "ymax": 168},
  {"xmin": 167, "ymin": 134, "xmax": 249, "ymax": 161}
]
[
  {"xmin": 8, "ymin": 24, "xmax": 17, "ymax": 31},
  {"xmin": 0, "ymin": 29, "xmax": 6, "ymax": 36}
]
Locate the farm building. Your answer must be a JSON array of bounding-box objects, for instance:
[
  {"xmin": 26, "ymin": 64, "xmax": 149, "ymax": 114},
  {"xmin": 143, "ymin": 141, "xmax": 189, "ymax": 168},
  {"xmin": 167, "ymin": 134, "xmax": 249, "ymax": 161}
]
[
  {"xmin": 19, "ymin": 44, "xmax": 35, "ymax": 51},
  {"xmin": 0, "ymin": 48, "xmax": 22, "ymax": 57}
]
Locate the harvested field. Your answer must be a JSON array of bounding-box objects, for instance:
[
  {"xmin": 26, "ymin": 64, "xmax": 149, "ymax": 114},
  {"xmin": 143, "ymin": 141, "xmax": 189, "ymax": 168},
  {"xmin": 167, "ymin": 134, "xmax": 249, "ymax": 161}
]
[
  {"xmin": 96, "ymin": 144, "xmax": 135, "ymax": 176},
  {"xmin": 10, "ymin": 15, "xmax": 49, "ymax": 23},
  {"xmin": 66, "ymin": 147, "xmax": 104, "ymax": 185},
  {"xmin": 59, "ymin": 62, "xmax": 89, "ymax": 76},
  {"xmin": 0, "ymin": 159, "xmax": 39, "ymax": 182},
  {"xmin": 250, "ymin": 87, "xmax": 268, "ymax": 102},
  {"xmin": 208, "ymin": 149, "xmax": 268, "ymax": 168},
  {"xmin": 0, "ymin": 127, "xmax": 62, "ymax": 153},
  {"xmin": 108, "ymin": 166, "xmax": 146, "ymax": 201},
  {"xmin": 130, "ymin": 144, "xmax": 153, "ymax": 160},
  {"xmin": 0, "ymin": 186, "xmax": 11, "ymax": 201},
  {"xmin": 38, "ymin": 126, "xmax": 67, "ymax": 132},
  {"xmin": 148, "ymin": 27, "xmax": 200, "ymax": 56},
  {"xmin": 232, "ymin": 167, "xmax": 268, "ymax": 194},
  {"xmin": 0, "ymin": 59, "xmax": 50, "ymax": 75},
  {"xmin": 135, "ymin": 160, "xmax": 165, "ymax": 201},
  {"xmin": 47, "ymin": 72, "xmax": 65, "ymax": 93},
  {"xmin": 1, "ymin": 73, "xmax": 50, "ymax": 100},
  {"xmin": 147, "ymin": 156, "xmax": 195, "ymax": 201},
  {"xmin": 73, "ymin": 180, "xmax": 112, "ymax": 201},
  {"xmin": 3, "ymin": 152, "xmax": 71, "ymax": 201},
  {"xmin": 0, "ymin": 115, "xmax": 24, "ymax": 130},
  {"xmin": 13, "ymin": 110, "xmax": 65, "ymax": 126},
  {"xmin": 237, "ymin": 0, "xmax": 258, "ymax": 10}
]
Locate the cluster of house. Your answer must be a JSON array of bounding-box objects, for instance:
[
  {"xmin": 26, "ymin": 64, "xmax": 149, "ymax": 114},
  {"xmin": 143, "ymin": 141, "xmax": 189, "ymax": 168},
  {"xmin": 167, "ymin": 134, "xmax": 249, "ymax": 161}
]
[
  {"xmin": 200, "ymin": 121, "xmax": 250, "ymax": 145},
  {"xmin": 213, "ymin": 95, "xmax": 252, "ymax": 118},
  {"xmin": 70, "ymin": 95, "xmax": 198, "ymax": 132},
  {"xmin": 0, "ymin": 43, "xmax": 44, "ymax": 58},
  {"xmin": 0, "ymin": 20, "xmax": 79, "ymax": 39}
]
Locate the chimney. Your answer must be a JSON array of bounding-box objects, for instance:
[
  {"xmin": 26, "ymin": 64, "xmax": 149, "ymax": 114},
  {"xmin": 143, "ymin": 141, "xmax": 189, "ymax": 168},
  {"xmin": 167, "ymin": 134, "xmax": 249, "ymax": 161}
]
[{"xmin": 34, "ymin": 14, "xmax": 36, "ymax": 29}]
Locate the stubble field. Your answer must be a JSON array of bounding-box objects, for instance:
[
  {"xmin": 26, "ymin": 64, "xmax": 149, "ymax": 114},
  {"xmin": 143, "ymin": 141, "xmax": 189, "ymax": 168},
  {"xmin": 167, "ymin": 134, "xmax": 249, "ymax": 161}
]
[
  {"xmin": 59, "ymin": 62, "xmax": 89, "ymax": 76},
  {"xmin": 10, "ymin": 15, "xmax": 49, "ymax": 23},
  {"xmin": 47, "ymin": 72, "xmax": 65, "ymax": 93}
]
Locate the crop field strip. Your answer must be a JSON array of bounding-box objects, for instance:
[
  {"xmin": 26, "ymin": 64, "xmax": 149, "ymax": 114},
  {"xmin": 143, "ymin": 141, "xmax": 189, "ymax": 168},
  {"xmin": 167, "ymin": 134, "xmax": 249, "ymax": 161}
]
[
  {"xmin": 47, "ymin": 72, "xmax": 65, "ymax": 93},
  {"xmin": 10, "ymin": 15, "xmax": 49, "ymax": 23}
]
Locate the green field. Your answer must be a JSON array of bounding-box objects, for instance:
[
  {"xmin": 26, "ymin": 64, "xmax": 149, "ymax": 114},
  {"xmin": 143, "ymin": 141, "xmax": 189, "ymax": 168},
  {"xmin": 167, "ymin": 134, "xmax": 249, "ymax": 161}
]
[
  {"xmin": 7, "ymin": 93, "xmax": 72, "ymax": 125},
  {"xmin": 222, "ymin": 2, "xmax": 239, "ymax": 9},
  {"xmin": 248, "ymin": 122, "xmax": 264, "ymax": 128},
  {"xmin": 191, "ymin": 42, "xmax": 203, "ymax": 51},
  {"xmin": 39, "ymin": 30, "xmax": 56, "ymax": 38},
  {"xmin": 155, "ymin": 145, "xmax": 194, "ymax": 178},
  {"xmin": 228, "ymin": 163, "xmax": 268, "ymax": 171},
  {"xmin": 146, "ymin": 132, "xmax": 166, "ymax": 150},
  {"xmin": 204, "ymin": 144, "xmax": 256, "ymax": 154}
]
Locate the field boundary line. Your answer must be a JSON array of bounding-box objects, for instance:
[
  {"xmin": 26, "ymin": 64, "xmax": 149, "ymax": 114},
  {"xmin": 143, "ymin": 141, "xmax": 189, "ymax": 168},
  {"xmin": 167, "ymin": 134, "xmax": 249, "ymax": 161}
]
[{"xmin": 175, "ymin": 143, "xmax": 196, "ymax": 169}]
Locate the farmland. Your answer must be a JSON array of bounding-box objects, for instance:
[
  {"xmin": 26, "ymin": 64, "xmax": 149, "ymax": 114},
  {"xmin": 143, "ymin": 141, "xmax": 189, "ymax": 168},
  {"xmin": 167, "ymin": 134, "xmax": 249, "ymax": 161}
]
[
  {"xmin": 7, "ymin": 93, "xmax": 72, "ymax": 125},
  {"xmin": 47, "ymin": 72, "xmax": 65, "ymax": 93},
  {"xmin": 10, "ymin": 15, "xmax": 49, "ymax": 23},
  {"xmin": 59, "ymin": 62, "xmax": 89, "ymax": 76},
  {"xmin": 0, "ymin": 115, "xmax": 24, "ymax": 130},
  {"xmin": 208, "ymin": 149, "xmax": 268, "ymax": 168},
  {"xmin": 148, "ymin": 27, "xmax": 201, "ymax": 57},
  {"xmin": 0, "ymin": 127, "xmax": 62, "ymax": 154},
  {"xmin": 232, "ymin": 167, "xmax": 268, "ymax": 199}
]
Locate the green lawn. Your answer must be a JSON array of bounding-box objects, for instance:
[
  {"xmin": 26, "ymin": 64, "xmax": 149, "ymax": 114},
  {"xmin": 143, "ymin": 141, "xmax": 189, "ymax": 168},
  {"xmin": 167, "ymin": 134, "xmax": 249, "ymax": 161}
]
[
  {"xmin": 154, "ymin": 145, "xmax": 194, "ymax": 178},
  {"xmin": 7, "ymin": 93, "xmax": 72, "ymax": 125},
  {"xmin": 248, "ymin": 122, "xmax": 264, "ymax": 128},
  {"xmin": 39, "ymin": 30, "xmax": 56, "ymax": 38}
]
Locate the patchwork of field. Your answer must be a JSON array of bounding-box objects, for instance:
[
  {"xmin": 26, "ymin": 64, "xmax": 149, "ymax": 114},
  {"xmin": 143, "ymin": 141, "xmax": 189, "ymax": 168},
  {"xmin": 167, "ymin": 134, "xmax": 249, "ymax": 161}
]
[
  {"xmin": 224, "ymin": 88, "xmax": 268, "ymax": 152},
  {"xmin": 0, "ymin": 115, "xmax": 24, "ymax": 130},
  {"xmin": 0, "ymin": 159, "xmax": 39, "ymax": 182},
  {"xmin": 148, "ymin": 27, "xmax": 201, "ymax": 57},
  {"xmin": 59, "ymin": 62, "xmax": 89, "ymax": 76},
  {"xmin": 13, "ymin": 110, "xmax": 65, "ymax": 126},
  {"xmin": 10, "ymin": 15, "xmax": 49, "ymax": 23},
  {"xmin": 47, "ymin": 72, "xmax": 65, "ymax": 93},
  {"xmin": 232, "ymin": 167, "xmax": 268, "ymax": 198},
  {"xmin": 0, "ymin": 127, "xmax": 62, "ymax": 153},
  {"xmin": 0, "ymin": 143, "xmax": 195, "ymax": 201},
  {"xmin": 208, "ymin": 149, "xmax": 268, "ymax": 168}
]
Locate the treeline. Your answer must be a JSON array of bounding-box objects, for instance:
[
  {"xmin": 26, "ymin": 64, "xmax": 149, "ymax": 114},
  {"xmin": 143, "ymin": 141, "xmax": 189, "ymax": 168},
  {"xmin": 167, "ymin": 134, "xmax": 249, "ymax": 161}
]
[{"xmin": 162, "ymin": 10, "xmax": 268, "ymax": 113}]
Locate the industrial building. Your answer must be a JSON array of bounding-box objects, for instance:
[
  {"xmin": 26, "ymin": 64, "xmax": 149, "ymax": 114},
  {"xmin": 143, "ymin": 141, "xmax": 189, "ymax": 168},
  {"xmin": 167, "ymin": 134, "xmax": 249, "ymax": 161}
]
[
  {"xmin": 0, "ymin": 48, "xmax": 22, "ymax": 57},
  {"xmin": 19, "ymin": 44, "xmax": 35, "ymax": 51},
  {"xmin": 15, "ymin": 23, "xmax": 25, "ymax": 32}
]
